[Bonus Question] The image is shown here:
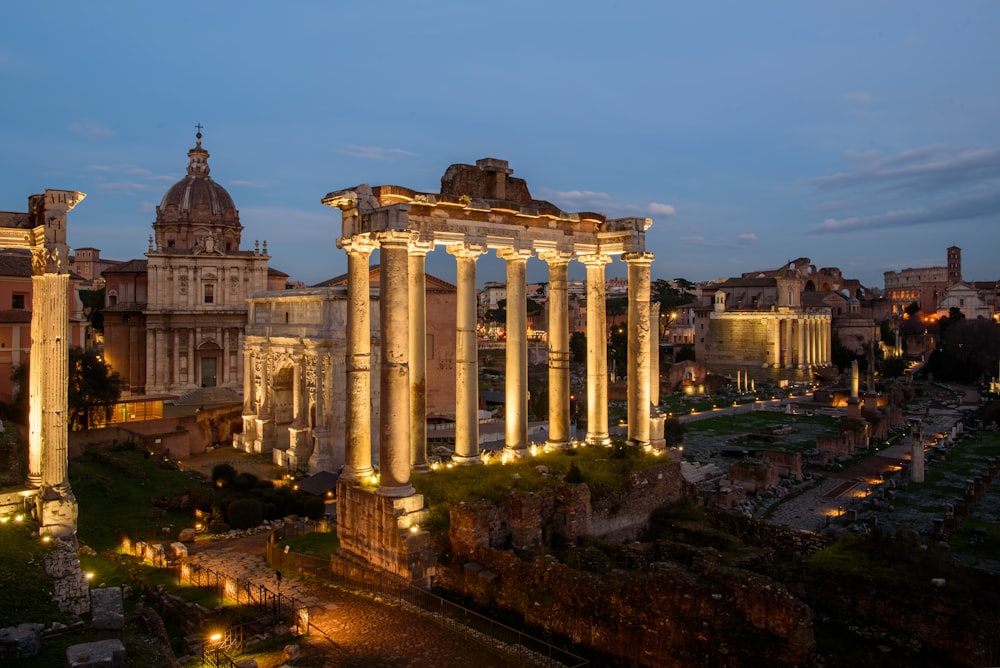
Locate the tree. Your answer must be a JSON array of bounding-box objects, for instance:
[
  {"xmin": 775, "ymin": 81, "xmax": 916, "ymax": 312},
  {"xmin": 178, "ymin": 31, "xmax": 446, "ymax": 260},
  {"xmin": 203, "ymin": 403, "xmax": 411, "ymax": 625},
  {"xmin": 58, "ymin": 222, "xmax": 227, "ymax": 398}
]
[
  {"xmin": 653, "ymin": 278, "xmax": 696, "ymax": 325},
  {"xmin": 570, "ymin": 331, "xmax": 587, "ymax": 364},
  {"xmin": 68, "ymin": 347, "xmax": 123, "ymax": 431},
  {"xmin": 78, "ymin": 288, "xmax": 105, "ymax": 334}
]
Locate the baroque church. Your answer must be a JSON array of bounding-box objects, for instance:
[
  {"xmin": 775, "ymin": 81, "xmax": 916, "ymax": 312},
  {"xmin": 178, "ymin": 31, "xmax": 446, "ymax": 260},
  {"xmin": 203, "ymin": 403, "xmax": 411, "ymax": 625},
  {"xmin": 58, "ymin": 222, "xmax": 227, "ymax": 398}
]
[{"xmin": 102, "ymin": 132, "xmax": 285, "ymax": 397}]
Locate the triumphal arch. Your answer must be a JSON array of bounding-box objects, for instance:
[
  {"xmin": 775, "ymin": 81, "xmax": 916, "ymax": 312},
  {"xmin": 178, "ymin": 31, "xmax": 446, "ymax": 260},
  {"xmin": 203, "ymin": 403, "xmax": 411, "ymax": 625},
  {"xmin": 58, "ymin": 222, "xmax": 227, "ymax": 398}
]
[{"xmin": 323, "ymin": 158, "xmax": 657, "ymax": 580}]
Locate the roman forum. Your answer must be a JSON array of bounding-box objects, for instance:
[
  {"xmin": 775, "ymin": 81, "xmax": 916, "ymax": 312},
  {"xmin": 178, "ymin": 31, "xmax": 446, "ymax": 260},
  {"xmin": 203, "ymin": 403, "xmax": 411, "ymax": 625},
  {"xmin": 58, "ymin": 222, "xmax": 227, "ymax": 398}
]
[{"xmin": 322, "ymin": 158, "xmax": 657, "ymax": 579}]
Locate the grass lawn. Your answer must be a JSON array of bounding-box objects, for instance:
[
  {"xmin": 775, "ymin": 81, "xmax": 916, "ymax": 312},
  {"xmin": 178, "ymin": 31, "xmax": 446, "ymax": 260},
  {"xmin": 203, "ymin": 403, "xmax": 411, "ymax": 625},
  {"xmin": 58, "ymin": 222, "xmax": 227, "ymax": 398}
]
[
  {"xmin": 0, "ymin": 519, "xmax": 67, "ymax": 627},
  {"xmin": 69, "ymin": 445, "xmax": 208, "ymax": 551},
  {"xmin": 274, "ymin": 531, "xmax": 339, "ymax": 558}
]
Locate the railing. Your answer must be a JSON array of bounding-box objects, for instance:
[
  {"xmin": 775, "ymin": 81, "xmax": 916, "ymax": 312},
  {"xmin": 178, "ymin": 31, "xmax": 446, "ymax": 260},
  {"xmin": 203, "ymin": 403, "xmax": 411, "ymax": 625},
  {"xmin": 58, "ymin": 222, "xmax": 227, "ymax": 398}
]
[{"xmin": 267, "ymin": 525, "xmax": 587, "ymax": 668}]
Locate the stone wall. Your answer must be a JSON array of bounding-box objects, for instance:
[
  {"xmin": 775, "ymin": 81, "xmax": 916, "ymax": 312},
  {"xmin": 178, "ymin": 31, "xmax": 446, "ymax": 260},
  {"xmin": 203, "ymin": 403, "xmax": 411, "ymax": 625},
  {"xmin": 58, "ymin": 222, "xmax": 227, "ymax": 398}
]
[
  {"xmin": 449, "ymin": 462, "xmax": 683, "ymax": 558},
  {"xmin": 440, "ymin": 548, "xmax": 815, "ymax": 667}
]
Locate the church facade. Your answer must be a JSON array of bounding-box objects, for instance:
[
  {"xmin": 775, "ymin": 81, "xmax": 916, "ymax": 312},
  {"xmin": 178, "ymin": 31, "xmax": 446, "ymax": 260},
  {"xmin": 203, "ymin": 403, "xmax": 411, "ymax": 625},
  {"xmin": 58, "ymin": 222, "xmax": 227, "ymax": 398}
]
[{"xmin": 102, "ymin": 133, "xmax": 282, "ymax": 396}]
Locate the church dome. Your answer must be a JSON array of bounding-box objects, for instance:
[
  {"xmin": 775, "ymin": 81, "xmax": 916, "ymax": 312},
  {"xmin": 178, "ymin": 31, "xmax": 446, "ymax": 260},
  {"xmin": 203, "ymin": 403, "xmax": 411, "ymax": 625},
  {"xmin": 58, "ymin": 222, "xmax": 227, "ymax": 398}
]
[{"xmin": 153, "ymin": 131, "xmax": 242, "ymax": 253}]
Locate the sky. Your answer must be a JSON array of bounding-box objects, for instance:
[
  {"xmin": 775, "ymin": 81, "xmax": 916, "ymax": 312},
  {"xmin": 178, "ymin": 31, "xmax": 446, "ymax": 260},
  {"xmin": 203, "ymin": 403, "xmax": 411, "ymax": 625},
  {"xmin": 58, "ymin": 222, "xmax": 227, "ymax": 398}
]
[{"xmin": 2, "ymin": 2, "xmax": 998, "ymax": 290}]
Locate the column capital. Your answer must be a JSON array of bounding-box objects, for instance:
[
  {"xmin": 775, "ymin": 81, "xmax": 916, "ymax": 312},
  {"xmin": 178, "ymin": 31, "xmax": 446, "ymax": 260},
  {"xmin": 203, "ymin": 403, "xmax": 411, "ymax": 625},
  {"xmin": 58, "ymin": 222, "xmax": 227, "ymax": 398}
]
[
  {"xmin": 447, "ymin": 241, "xmax": 487, "ymax": 259},
  {"xmin": 622, "ymin": 251, "xmax": 655, "ymax": 266},
  {"xmin": 537, "ymin": 249, "xmax": 574, "ymax": 265},
  {"xmin": 408, "ymin": 239, "xmax": 435, "ymax": 256},
  {"xmin": 375, "ymin": 229, "xmax": 418, "ymax": 247},
  {"xmin": 337, "ymin": 235, "xmax": 379, "ymax": 255},
  {"xmin": 496, "ymin": 247, "xmax": 534, "ymax": 263},
  {"xmin": 578, "ymin": 252, "xmax": 612, "ymax": 267}
]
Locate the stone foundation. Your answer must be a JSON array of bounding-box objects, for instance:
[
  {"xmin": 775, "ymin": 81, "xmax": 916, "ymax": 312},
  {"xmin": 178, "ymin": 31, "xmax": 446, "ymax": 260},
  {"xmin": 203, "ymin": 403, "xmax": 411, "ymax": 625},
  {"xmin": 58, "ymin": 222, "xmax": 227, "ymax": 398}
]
[
  {"xmin": 43, "ymin": 536, "xmax": 90, "ymax": 617},
  {"xmin": 335, "ymin": 481, "xmax": 436, "ymax": 584}
]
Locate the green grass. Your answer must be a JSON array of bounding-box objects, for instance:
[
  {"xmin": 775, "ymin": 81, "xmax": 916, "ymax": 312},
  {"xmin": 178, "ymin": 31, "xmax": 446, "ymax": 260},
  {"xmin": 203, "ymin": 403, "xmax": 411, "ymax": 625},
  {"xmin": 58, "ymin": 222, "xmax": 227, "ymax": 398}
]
[
  {"xmin": 275, "ymin": 531, "xmax": 339, "ymax": 558},
  {"xmin": 684, "ymin": 411, "xmax": 837, "ymax": 438},
  {"xmin": 0, "ymin": 519, "xmax": 68, "ymax": 627},
  {"xmin": 69, "ymin": 446, "xmax": 207, "ymax": 551},
  {"xmin": 413, "ymin": 442, "xmax": 670, "ymax": 510}
]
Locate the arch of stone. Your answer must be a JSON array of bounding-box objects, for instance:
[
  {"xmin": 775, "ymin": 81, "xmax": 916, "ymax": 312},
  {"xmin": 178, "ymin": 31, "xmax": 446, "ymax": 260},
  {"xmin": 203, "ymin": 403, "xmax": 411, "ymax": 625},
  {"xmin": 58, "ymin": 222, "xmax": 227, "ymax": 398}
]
[
  {"xmin": 0, "ymin": 189, "xmax": 85, "ymax": 538},
  {"xmin": 323, "ymin": 159, "xmax": 661, "ymax": 579}
]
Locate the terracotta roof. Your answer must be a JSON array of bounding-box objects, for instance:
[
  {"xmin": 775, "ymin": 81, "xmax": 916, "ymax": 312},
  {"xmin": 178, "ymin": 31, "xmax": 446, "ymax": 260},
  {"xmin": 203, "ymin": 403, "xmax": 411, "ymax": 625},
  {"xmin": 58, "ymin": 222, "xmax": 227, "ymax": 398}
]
[
  {"xmin": 0, "ymin": 310, "xmax": 31, "ymax": 323},
  {"xmin": 102, "ymin": 259, "xmax": 148, "ymax": 275},
  {"xmin": 313, "ymin": 264, "xmax": 454, "ymax": 291},
  {"xmin": 0, "ymin": 251, "xmax": 32, "ymax": 277},
  {"xmin": 268, "ymin": 267, "xmax": 289, "ymax": 277}
]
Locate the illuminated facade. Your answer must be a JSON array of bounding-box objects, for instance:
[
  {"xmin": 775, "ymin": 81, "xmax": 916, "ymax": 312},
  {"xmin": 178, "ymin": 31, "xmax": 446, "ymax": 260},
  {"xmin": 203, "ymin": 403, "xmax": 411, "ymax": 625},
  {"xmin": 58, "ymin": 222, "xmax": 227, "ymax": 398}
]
[{"xmin": 883, "ymin": 246, "xmax": 959, "ymax": 315}]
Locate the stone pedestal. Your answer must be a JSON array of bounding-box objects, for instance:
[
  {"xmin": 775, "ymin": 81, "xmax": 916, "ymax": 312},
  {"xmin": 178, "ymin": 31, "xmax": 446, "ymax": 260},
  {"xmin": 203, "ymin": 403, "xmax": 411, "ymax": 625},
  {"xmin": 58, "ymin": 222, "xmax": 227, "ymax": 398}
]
[
  {"xmin": 253, "ymin": 418, "xmax": 275, "ymax": 454},
  {"xmin": 335, "ymin": 481, "xmax": 436, "ymax": 584},
  {"xmin": 649, "ymin": 409, "xmax": 666, "ymax": 451},
  {"xmin": 287, "ymin": 426, "xmax": 313, "ymax": 472},
  {"xmin": 309, "ymin": 428, "xmax": 335, "ymax": 473}
]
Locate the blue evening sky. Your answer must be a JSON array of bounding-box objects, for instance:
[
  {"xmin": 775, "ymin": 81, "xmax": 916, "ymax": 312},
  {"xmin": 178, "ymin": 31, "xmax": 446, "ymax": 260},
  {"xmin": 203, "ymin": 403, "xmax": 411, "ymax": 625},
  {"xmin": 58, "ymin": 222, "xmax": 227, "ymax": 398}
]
[{"xmin": 2, "ymin": 1, "xmax": 998, "ymax": 289}]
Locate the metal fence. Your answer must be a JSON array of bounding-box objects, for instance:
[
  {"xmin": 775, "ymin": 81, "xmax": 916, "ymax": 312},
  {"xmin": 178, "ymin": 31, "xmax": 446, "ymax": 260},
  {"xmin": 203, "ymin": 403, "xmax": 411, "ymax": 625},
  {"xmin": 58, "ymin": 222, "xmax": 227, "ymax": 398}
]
[{"xmin": 267, "ymin": 525, "xmax": 587, "ymax": 668}]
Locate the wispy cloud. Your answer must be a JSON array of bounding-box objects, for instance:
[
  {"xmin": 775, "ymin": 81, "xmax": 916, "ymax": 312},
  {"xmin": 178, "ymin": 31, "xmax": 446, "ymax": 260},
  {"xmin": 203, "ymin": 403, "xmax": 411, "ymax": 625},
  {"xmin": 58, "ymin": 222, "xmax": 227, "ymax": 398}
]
[
  {"xmin": 811, "ymin": 184, "xmax": 1000, "ymax": 234},
  {"xmin": 96, "ymin": 182, "xmax": 158, "ymax": 192},
  {"xmin": 341, "ymin": 145, "xmax": 416, "ymax": 160},
  {"xmin": 88, "ymin": 164, "xmax": 153, "ymax": 177},
  {"xmin": 810, "ymin": 145, "xmax": 1000, "ymax": 234},
  {"xmin": 812, "ymin": 145, "xmax": 1000, "ymax": 195},
  {"xmin": 843, "ymin": 91, "xmax": 875, "ymax": 104},
  {"xmin": 229, "ymin": 179, "xmax": 268, "ymax": 189},
  {"xmin": 647, "ymin": 202, "xmax": 676, "ymax": 216},
  {"xmin": 71, "ymin": 121, "xmax": 115, "ymax": 138},
  {"xmin": 681, "ymin": 233, "xmax": 757, "ymax": 248}
]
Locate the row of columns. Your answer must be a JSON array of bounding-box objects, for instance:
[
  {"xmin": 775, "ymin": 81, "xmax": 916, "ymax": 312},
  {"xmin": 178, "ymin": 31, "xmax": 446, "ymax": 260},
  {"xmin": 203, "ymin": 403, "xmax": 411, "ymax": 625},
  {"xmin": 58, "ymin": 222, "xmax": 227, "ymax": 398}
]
[
  {"xmin": 770, "ymin": 315, "xmax": 831, "ymax": 369},
  {"xmin": 340, "ymin": 231, "xmax": 655, "ymax": 499}
]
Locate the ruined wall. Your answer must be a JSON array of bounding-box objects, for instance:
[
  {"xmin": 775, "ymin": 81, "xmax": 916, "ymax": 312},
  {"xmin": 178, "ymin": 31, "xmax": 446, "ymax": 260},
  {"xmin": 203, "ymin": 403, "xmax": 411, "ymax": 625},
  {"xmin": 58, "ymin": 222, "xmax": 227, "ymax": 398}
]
[
  {"xmin": 440, "ymin": 548, "xmax": 815, "ymax": 667},
  {"xmin": 449, "ymin": 462, "xmax": 683, "ymax": 557}
]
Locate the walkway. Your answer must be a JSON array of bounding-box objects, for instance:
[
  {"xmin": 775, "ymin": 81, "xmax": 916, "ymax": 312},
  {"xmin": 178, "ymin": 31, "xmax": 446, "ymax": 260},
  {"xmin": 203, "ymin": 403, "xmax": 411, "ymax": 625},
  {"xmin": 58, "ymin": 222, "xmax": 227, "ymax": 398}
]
[{"xmin": 187, "ymin": 534, "xmax": 517, "ymax": 667}]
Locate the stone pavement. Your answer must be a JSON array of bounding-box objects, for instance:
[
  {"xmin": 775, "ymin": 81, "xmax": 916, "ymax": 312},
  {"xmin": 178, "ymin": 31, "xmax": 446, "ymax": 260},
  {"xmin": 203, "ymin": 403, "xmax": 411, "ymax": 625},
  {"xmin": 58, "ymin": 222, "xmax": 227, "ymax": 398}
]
[{"xmin": 187, "ymin": 534, "xmax": 517, "ymax": 667}]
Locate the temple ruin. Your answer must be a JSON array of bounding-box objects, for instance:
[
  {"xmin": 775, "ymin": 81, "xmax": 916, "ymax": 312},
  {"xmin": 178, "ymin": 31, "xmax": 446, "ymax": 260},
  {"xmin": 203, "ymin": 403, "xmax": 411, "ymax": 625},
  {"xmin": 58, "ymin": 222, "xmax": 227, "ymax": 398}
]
[{"xmin": 323, "ymin": 158, "xmax": 657, "ymax": 580}]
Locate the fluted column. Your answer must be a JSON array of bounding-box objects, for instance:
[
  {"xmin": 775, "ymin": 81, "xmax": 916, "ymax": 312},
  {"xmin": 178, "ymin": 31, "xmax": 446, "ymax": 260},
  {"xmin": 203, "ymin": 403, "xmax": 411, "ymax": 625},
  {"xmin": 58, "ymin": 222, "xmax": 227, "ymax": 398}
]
[
  {"xmin": 498, "ymin": 248, "xmax": 533, "ymax": 454},
  {"xmin": 540, "ymin": 251, "xmax": 572, "ymax": 448},
  {"xmin": 310, "ymin": 351, "xmax": 333, "ymax": 472},
  {"xmin": 823, "ymin": 316, "xmax": 832, "ymax": 365},
  {"xmin": 449, "ymin": 243, "xmax": 485, "ymax": 463},
  {"xmin": 291, "ymin": 353, "xmax": 305, "ymax": 427},
  {"xmin": 340, "ymin": 238, "xmax": 376, "ymax": 481},
  {"xmin": 408, "ymin": 241, "xmax": 433, "ymax": 471},
  {"xmin": 581, "ymin": 253, "xmax": 611, "ymax": 446},
  {"xmin": 377, "ymin": 231, "xmax": 415, "ymax": 497},
  {"xmin": 624, "ymin": 252, "xmax": 653, "ymax": 447}
]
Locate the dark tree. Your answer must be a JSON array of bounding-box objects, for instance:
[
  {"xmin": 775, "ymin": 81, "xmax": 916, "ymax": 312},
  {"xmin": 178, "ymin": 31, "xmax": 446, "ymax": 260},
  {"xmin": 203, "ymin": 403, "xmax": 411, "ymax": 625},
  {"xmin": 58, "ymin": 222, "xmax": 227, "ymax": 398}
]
[
  {"xmin": 79, "ymin": 288, "xmax": 105, "ymax": 334},
  {"xmin": 664, "ymin": 417, "xmax": 685, "ymax": 447},
  {"xmin": 570, "ymin": 331, "xmax": 587, "ymax": 364},
  {"xmin": 830, "ymin": 331, "xmax": 858, "ymax": 373},
  {"xmin": 609, "ymin": 324, "xmax": 628, "ymax": 380},
  {"xmin": 652, "ymin": 278, "xmax": 696, "ymax": 324},
  {"xmin": 674, "ymin": 344, "xmax": 696, "ymax": 363},
  {"xmin": 68, "ymin": 347, "xmax": 123, "ymax": 430}
]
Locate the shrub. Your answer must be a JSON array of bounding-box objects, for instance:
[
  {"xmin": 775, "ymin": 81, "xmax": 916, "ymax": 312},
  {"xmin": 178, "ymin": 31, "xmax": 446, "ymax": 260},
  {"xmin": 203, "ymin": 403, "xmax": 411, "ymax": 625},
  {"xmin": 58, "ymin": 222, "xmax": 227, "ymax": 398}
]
[
  {"xmin": 302, "ymin": 496, "xmax": 326, "ymax": 520},
  {"xmin": 227, "ymin": 498, "xmax": 263, "ymax": 529},
  {"xmin": 566, "ymin": 461, "xmax": 585, "ymax": 484},
  {"xmin": 211, "ymin": 463, "xmax": 237, "ymax": 489},
  {"xmin": 233, "ymin": 472, "xmax": 259, "ymax": 492}
]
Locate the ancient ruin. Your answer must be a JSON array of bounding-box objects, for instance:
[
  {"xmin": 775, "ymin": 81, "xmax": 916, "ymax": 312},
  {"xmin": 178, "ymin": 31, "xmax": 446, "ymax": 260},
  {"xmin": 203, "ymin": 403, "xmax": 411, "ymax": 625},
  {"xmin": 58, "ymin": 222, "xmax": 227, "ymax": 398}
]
[{"xmin": 323, "ymin": 158, "xmax": 657, "ymax": 580}]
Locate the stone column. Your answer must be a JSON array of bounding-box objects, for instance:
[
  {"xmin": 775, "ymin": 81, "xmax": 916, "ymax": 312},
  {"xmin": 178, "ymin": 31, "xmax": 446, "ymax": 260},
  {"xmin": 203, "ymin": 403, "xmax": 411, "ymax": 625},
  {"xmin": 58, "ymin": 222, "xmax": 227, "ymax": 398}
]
[
  {"xmin": 377, "ymin": 231, "xmax": 415, "ymax": 497},
  {"xmin": 624, "ymin": 252, "xmax": 654, "ymax": 447},
  {"xmin": 581, "ymin": 253, "xmax": 611, "ymax": 446},
  {"xmin": 650, "ymin": 302, "xmax": 661, "ymax": 407},
  {"xmin": 310, "ymin": 351, "xmax": 334, "ymax": 472},
  {"xmin": 498, "ymin": 248, "xmax": 533, "ymax": 455},
  {"xmin": 769, "ymin": 318, "xmax": 781, "ymax": 368},
  {"xmin": 449, "ymin": 243, "xmax": 485, "ymax": 463},
  {"xmin": 540, "ymin": 251, "xmax": 572, "ymax": 448},
  {"xmin": 797, "ymin": 316, "xmax": 807, "ymax": 369},
  {"xmin": 783, "ymin": 319, "xmax": 794, "ymax": 368},
  {"xmin": 340, "ymin": 238, "xmax": 376, "ymax": 481},
  {"xmin": 408, "ymin": 242, "xmax": 433, "ymax": 471}
]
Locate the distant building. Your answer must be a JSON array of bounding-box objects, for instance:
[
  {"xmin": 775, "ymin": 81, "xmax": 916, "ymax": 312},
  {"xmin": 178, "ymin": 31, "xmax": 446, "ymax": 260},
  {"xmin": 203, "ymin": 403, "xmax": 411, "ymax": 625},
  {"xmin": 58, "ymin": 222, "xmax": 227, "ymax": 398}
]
[{"xmin": 883, "ymin": 246, "xmax": 959, "ymax": 316}]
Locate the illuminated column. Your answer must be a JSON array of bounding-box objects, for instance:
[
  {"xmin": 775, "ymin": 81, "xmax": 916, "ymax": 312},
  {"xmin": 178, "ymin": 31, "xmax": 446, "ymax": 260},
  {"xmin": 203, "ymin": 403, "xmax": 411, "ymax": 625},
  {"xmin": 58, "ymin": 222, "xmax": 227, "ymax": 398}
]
[
  {"xmin": 798, "ymin": 315, "xmax": 812, "ymax": 369},
  {"xmin": 240, "ymin": 349, "xmax": 257, "ymax": 447},
  {"xmin": 449, "ymin": 243, "xmax": 485, "ymax": 463},
  {"xmin": 291, "ymin": 353, "xmax": 305, "ymax": 427},
  {"xmin": 783, "ymin": 319, "xmax": 794, "ymax": 368},
  {"xmin": 340, "ymin": 238, "xmax": 376, "ymax": 481},
  {"xmin": 499, "ymin": 248, "xmax": 533, "ymax": 455},
  {"xmin": 650, "ymin": 302, "xmax": 661, "ymax": 406},
  {"xmin": 540, "ymin": 251, "xmax": 572, "ymax": 448},
  {"xmin": 823, "ymin": 316, "xmax": 832, "ymax": 365},
  {"xmin": 769, "ymin": 318, "xmax": 781, "ymax": 368},
  {"xmin": 408, "ymin": 242, "xmax": 433, "ymax": 471},
  {"xmin": 809, "ymin": 317, "xmax": 818, "ymax": 367},
  {"xmin": 310, "ymin": 352, "xmax": 334, "ymax": 472},
  {"xmin": 377, "ymin": 231, "xmax": 415, "ymax": 497},
  {"xmin": 581, "ymin": 253, "xmax": 611, "ymax": 446},
  {"xmin": 624, "ymin": 252, "xmax": 654, "ymax": 447}
]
